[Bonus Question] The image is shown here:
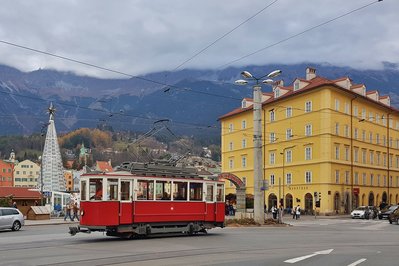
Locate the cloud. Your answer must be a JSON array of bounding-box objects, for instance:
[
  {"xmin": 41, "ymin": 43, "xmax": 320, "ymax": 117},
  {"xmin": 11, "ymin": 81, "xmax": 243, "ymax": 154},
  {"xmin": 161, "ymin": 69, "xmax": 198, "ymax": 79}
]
[{"xmin": 0, "ymin": 0, "xmax": 396, "ymax": 78}]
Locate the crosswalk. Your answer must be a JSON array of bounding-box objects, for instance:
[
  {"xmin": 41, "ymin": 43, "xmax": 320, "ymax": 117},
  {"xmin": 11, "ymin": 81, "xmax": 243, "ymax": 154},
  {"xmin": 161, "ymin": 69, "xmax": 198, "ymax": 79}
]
[{"xmin": 287, "ymin": 218, "xmax": 393, "ymax": 230}]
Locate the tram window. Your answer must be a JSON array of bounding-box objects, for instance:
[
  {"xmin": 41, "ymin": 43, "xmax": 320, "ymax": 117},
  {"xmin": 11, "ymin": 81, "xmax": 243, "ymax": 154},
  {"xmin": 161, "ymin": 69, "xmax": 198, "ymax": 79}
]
[
  {"xmin": 89, "ymin": 179, "xmax": 103, "ymax": 200},
  {"xmin": 173, "ymin": 181, "xmax": 187, "ymax": 201},
  {"xmin": 137, "ymin": 180, "xmax": 154, "ymax": 200},
  {"xmin": 217, "ymin": 184, "xmax": 224, "ymax": 202},
  {"xmin": 81, "ymin": 181, "xmax": 87, "ymax": 201},
  {"xmin": 206, "ymin": 184, "xmax": 214, "ymax": 202},
  {"xmin": 120, "ymin": 181, "xmax": 130, "ymax": 201},
  {"xmin": 156, "ymin": 180, "xmax": 171, "ymax": 200},
  {"xmin": 107, "ymin": 179, "xmax": 118, "ymax": 201},
  {"xmin": 190, "ymin": 183, "xmax": 203, "ymax": 201}
]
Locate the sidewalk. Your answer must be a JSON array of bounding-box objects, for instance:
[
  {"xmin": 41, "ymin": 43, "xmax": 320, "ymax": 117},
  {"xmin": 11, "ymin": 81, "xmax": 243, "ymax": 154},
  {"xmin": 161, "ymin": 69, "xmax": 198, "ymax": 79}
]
[{"xmin": 25, "ymin": 218, "xmax": 79, "ymax": 226}]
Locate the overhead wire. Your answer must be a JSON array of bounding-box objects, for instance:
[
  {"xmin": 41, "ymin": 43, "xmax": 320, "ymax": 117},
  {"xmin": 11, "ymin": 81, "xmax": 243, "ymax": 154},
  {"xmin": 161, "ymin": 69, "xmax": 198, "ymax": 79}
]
[
  {"xmin": 171, "ymin": 0, "xmax": 279, "ymax": 71},
  {"xmin": 218, "ymin": 0, "xmax": 383, "ymax": 69}
]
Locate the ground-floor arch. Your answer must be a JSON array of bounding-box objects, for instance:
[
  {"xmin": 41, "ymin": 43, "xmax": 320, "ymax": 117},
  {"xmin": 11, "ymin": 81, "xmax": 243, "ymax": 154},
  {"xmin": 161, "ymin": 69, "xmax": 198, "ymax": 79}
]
[
  {"xmin": 285, "ymin": 193, "xmax": 293, "ymax": 210},
  {"xmin": 304, "ymin": 193, "xmax": 313, "ymax": 214},
  {"xmin": 382, "ymin": 192, "xmax": 388, "ymax": 203},
  {"xmin": 368, "ymin": 192, "xmax": 374, "ymax": 206},
  {"xmin": 268, "ymin": 193, "xmax": 277, "ymax": 211},
  {"xmin": 334, "ymin": 192, "xmax": 340, "ymax": 214}
]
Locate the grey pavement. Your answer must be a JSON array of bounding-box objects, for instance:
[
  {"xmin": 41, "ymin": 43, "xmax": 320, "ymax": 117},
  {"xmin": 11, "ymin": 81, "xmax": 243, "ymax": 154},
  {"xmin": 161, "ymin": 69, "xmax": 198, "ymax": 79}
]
[{"xmin": 24, "ymin": 218, "xmax": 79, "ymax": 226}]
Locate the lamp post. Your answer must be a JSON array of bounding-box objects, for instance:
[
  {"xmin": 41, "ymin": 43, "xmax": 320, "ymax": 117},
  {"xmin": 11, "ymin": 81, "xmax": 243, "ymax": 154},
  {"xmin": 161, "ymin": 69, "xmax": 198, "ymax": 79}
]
[{"xmin": 235, "ymin": 69, "xmax": 282, "ymax": 224}]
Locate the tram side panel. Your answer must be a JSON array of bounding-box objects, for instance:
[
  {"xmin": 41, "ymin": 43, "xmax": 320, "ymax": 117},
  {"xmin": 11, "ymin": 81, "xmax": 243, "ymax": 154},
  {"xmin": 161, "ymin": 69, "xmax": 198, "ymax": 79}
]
[
  {"xmin": 120, "ymin": 202, "xmax": 133, "ymax": 224},
  {"xmin": 133, "ymin": 201, "xmax": 206, "ymax": 223},
  {"xmin": 80, "ymin": 201, "xmax": 120, "ymax": 226},
  {"xmin": 204, "ymin": 202, "xmax": 225, "ymax": 223}
]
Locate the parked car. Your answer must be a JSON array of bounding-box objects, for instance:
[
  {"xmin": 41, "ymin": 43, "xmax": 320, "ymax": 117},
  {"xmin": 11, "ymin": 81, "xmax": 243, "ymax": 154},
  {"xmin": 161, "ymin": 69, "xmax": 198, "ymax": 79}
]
[
  {"xmin": 378, "ymin": 205, "xmax": 399, "ymax": 220},
  {"xmin": 388, "ymin": 208, "xmax": 399, "ymax": 224},
  {"xmin": 0, "ymin": 207, "xmax": 24, "ymax": 231},
  {"xmin": 351, "ymin": 206, "xmax": 368, "ymax": 219},
  {"xmin": 351, "ymin": 206, "xmax": 377, "ymax": 219}
]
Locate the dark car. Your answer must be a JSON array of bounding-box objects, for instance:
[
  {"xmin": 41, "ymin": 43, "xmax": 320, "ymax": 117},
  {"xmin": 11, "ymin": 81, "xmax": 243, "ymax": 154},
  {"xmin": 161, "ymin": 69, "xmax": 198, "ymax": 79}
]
[
  {"xmin": 378, "ymin": 205, "xmax": 399, "ymax": 220},
  {"xmin": 388, "ymin": 208, "xmax": 399, "ymax": 224}
]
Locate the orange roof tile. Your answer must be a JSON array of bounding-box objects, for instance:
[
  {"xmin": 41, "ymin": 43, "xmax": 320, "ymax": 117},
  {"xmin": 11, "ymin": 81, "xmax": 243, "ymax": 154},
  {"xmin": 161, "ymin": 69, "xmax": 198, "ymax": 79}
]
[{"xmin": 96, "ymin": 161, "xmax": 113, "ymax": 172}]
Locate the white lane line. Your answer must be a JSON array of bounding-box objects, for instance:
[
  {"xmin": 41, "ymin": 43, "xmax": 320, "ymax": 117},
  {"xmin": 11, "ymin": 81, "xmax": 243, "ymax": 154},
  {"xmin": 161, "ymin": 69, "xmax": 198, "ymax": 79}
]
[
  {"xmin": 284, "ymin": 249, "xmax": 333, "ymax": 264},
  {"xmin": 347, "ymin": 258, "xmax": 367, "ymax": 266}
]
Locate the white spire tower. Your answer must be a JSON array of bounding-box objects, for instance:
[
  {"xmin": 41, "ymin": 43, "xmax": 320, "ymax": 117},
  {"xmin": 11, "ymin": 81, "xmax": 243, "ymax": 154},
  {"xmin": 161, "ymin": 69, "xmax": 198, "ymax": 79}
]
[{"xmin": 38, "ymin": 103, "xmax": 66, "ymax": 192}]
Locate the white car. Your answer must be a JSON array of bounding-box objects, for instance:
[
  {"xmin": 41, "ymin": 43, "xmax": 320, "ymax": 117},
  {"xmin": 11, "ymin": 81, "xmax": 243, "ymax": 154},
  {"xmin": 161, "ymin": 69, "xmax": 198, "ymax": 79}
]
[
  {"xmin": 0, "ymin": 207, "xmax": 25, "ymax": 231},
  {"xmin": 351, "ymin": 206, "xmax": 368, "ymax": 219}
]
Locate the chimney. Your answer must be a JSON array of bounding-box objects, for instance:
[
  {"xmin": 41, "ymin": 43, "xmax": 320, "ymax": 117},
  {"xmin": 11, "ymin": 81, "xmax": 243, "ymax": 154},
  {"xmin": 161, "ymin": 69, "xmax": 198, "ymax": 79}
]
[
  {"xmin": 275, "ymin": 80, "xmax": 284, "ymax": 87},
  {"xmin": 306, "ymin": 67, "xmax": 316, "ymax": 80}
]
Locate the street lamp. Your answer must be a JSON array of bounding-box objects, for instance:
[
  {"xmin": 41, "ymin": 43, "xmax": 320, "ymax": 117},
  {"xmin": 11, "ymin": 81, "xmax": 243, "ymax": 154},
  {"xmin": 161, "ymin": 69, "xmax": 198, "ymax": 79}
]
[{"xmin": 235, "ymin": 69, "xmax": 282, "ymax": 224}]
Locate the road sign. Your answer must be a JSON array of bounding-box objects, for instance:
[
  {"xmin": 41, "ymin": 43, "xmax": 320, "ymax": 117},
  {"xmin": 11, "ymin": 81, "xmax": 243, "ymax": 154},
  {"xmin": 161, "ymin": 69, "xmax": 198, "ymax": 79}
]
[{"xmin": 43, "ymin": 191, "xmax": 52, "ymax": 197}]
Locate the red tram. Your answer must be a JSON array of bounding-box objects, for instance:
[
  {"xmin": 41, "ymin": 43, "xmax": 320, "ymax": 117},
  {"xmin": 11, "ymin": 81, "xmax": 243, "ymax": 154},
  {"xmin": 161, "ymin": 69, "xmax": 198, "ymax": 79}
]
[{"xmin": 69, "ymin": 162, "xmax": 225, "ymax": 238}]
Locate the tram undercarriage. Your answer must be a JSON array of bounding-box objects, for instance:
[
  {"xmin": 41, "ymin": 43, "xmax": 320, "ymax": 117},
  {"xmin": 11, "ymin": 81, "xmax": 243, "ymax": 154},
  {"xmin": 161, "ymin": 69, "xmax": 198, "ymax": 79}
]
[{"xmin": 69, "ymin": 221, "xmax": 224, "ymax": 238}]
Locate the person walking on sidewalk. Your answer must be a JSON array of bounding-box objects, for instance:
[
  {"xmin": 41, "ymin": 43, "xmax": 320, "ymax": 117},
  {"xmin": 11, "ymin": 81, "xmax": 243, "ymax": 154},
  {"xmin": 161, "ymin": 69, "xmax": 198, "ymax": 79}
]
[
  {"xmin": 64, "ymin": 202, "xmax": 73, "ymax": 221},
  {"xmin": 292, "ymin": 206, "xmax": 297, "ymax": 219},
  {"xmin": 295, "ymin": 205, "xmax": 301, "ymax": 219},
  {"xmin": 72, "ymin": 202, "xmax": 80, "ymax": 221}
]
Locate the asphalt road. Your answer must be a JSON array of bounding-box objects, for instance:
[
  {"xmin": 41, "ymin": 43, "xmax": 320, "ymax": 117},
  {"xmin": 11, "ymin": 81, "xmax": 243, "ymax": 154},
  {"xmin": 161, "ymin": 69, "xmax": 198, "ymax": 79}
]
[{"xmin": 0, "ymin": 217, "xmax": 398, "ymax": 266}]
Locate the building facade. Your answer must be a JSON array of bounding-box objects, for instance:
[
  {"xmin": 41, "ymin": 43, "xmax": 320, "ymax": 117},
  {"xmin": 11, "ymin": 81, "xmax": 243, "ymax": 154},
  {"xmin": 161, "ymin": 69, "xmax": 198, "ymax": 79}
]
[
  {"xmin": 0, "ymin": 160, "xmax": 14, "ymax": 187},
  {"xmin": 220, "ymin": 67, "xmax": 399, "ymax": 215},
  {"xmin": 14, "ymin": 160, "xmax": 40, "ymax": 188}
]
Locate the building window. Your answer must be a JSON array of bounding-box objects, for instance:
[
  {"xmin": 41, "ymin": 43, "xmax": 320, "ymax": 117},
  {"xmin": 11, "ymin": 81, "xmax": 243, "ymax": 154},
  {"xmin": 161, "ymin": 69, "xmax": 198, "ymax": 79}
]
[
  {"xmin": 396, "ymin": 156, "xmax": 399, "ymax": 168},
  {"xmin": 345, "ymin": 146, "xmax": 349, "ymax": 161},
  {"xmin": 362, "ymin": 130, "xmax": 366, "ymax": 141},
  {"xmin": 361, "ymin": 108, "xmax": 366, "ymax": 120},
  {"xmin": 229, "ymin": 142, "xmax": 233, "ymax": 151},
  {"xmin": 345, "ymin": 171, "xmax": 350, "ymax": 184},
  {"xmin": 270, "ymin": 132, "xmax": 276, "ymax": 143},
  {"xmin": 370, "ymin": 151, "xmax": 374, "ymax": 164},
  {"xmin": 305, "ymin": 101, "xmax": 312, "ymax": 112},
  {"xmin": 270, "ymin": 174, "xmax": 275, "ymax": 185},
  {"xmin": 344, "ymin": 125, "xmax": 349, "ymax": 137},
  {"xmin": 269, "ymin": 152, "xmax": 275, "ymax": 165},
  {"xmin": 241, "ymin": 156, "xmax": 247, "ymax": 168},
  {"xmin": 305, "ymin": 147, "xmax": 312, "ymax": 160},
  {"xmin": 228, "ymin": 123, "xmax": 233, "ymax": 132},
  {"xmin": 242, "ymin": 139, "xmax": 246, "ymax": 148},
  {"xmin": 376, "ymin": 114, "xmax": 380, "ymax": 123},
  {"xmin": 286, "ymin": 129, "xmax": 293, "ymax": 140},
  {"xmin": 362, "ymin": 149, "xmax": 367, "ymax": 164},
  {"xmin": 305, "ymin": 124, "xmax": 312, "ymax": 136},
  {"xmin": 241, "ymin": 120, "xmax": 246, "ymax": 129},
  {"xmin": 354, "ymin": 172, "xmax": 359, "ymax": 185},
  {"xmin": 286, "ymin": 150, "xmax": 293, "ymax": 163},
  {"xmin": 270, "ymin": 110, "xmax": 275, "ymax": 122},
  {"xmin": 369, "ymin": 112, "xmax": 374, "ymax": 121},
  {"xmin": 286, "ymin": 107, "xmax": 292, "ymax": 118},
  {"xmin": 335, "ymin": 146, "xmax": 340, "ymax": 160},
  {"xmin": 354, "ymin": 128, "xmax": 358, "ymax": 139},
  {"xmin": 229, "ymin": 159, "xmax": 234, "ymax": 169},
  {"xmin": 383, "ymin": 175, "xmax": 386, "ymax": 187},
  {"xmin": 383, "ymin": 153, "xmax": 387, "ymax": 166},
  {"xmin": 274, "ymin": 88, "xmax": 280, "ymax": 98},
  {"xmin": 242, "ymin": 177, "xmax": 247, "ymax": 186},
  {"xmin": 335, "ymin": 99, "xmax": 340, "ymax": 111},
  {"xmin": 294, "ymin": 82, "xmax": 299, "ymax": 91},
  {"xmin": 376, "ymin": 134, "xmax": 380, "ymax": 145},
  {"xmin": 344, "ymin": 102, "xmax": 349, "ymax": 114},
  {"xmin": 362, "ymin": 173, "xmax": 366, "ymax": 185},
  {"xmin": 335, "ymin": 123, "xmax": 339, "ymax": 135},
  {"xmin": 354, "ymin": 148, "xmax": 359, "ymax": 162},
  {"xmin": 354, "ymin": 106, "xmax": 358, "ymax": 117},
  {"xmin": 286, "ymin": 173, "xmax": 292, "ymax": 185},
  {"xmin": 383, "ymin": 135, "xmax": 386, "ymax": 147},
  {"xmin": 369, "ymin": 132, "xmax": 373, "ymax": 144},
  {"xmin": 377, "ymin": 152, "xmax": 381, "ymax": 165},
  {"xmin": 335, "ymin": 170, "xmax": 340, "ymax": 184},
  {"xmin": 305, "ymin": 171, "xmax": 312, "ymax": 183},
  {"xmin": 370, "ymin": 174, "xmax": 374, "ymax": 186}
]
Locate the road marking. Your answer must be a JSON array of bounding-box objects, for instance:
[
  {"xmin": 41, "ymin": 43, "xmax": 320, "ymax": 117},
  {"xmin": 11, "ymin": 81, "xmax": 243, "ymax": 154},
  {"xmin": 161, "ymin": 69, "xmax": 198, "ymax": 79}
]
[
  {"xmin": 284, "ymin": 249, "xmax": 333, "ymax": 263},
  {"xmin": 347, "ymin": 258, "xmax": 367, "ymax": 266}
]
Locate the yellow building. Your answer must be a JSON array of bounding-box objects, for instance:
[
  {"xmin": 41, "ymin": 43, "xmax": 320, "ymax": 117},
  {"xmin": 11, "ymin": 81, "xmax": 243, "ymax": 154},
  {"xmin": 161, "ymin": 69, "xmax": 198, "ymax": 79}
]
[
  {"xmin": 220, "ymin": 67, "xmax": 399, "ymax": 215},
  {"xmin": 14, "ymin": 159, "xmax": 40, "ymax": 188},
  {"xmin": 64, "ymin": 170, "xmax": 73, "ymax": 191}
]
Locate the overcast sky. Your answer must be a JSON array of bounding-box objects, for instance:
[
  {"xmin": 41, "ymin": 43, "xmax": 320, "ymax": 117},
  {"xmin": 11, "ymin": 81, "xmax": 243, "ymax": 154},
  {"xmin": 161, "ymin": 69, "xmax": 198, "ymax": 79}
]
[{"xmin": 0, "ymin": 0, "xmax": 397, "ymax": 78}]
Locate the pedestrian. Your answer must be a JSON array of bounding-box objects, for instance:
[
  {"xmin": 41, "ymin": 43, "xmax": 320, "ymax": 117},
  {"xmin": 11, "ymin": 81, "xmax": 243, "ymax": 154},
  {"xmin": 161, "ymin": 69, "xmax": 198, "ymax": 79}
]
[
  {"xmin": 292, "ymin": 206, "xmax": 297, "ymax": 219},
  {"xmin": 272, "ymin": 205, "xmax": 277, "ymax": 219},
  {"xmin": 295, "ymin": 205, "xmax": 301, "ymax": 219},
  {"xmin": 72, "ymin": 202, "xmax": 80, "ymax": 221},
  {"xmin": 64, "ymin": 202, "xmax": 73, "ymax": 221},
  {"xmin": 12, "ymin": 202, "xmax": 17, "ymax": 209}
]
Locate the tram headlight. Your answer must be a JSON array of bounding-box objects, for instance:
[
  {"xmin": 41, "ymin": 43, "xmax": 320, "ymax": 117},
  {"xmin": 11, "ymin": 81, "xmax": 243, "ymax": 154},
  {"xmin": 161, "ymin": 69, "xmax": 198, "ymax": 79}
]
[{"xmin": 80, "ymin": 210, "xmax": 84, "ymax": 216}]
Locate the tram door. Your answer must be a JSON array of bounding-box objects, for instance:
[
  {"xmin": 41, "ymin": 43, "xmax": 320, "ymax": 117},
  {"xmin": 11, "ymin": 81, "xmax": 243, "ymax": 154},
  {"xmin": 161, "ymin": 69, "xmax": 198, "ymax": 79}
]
[{"xmin": 120, "ymin": 180, "xmax": 133, "ymax": 224}]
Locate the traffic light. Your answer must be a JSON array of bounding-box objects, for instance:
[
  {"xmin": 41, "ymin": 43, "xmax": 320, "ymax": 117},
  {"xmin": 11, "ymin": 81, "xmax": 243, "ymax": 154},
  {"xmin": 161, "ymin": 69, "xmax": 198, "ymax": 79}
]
[
  {"xmin": 316, "ymin": 201, "xmax": 320, "ymax": 208},
  {"xmin": 319, "ymin": 192, "xmax": 321, "ymax": 201}
]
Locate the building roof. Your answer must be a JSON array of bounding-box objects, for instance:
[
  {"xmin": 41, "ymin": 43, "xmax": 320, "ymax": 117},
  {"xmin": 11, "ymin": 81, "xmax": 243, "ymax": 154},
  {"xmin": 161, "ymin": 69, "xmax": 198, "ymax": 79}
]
[
  {"xmin": 0, "ymin": 187, "xmax": 42, "ymax": 199},
  {"xmin": 96, "ymin": 161, "xmax": 113, "ymax": 172},
  {"xmin": 219, "ymin": 70, "xmax": 397, "ymax": 120}
]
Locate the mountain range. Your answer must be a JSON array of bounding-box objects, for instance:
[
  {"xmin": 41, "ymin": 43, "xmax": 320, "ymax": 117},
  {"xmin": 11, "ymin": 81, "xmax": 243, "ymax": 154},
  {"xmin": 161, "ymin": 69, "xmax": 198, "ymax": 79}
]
[{"xmin": 0, "ymin": 62, "xmax": 398, "ymax": 137}]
